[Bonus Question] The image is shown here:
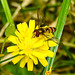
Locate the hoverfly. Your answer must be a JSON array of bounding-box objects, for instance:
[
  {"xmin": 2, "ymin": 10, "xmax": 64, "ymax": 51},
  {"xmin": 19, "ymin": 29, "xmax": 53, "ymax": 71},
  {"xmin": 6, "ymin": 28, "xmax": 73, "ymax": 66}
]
[
  {"xmin": 33, "ymin": 26, "xmax": 58, "ymax": 45},
  {"xmin": 33, "ymin": 9, "xmax": 58, "ymax": 46},
  {"xmin": 33, "ymin": 27, "xmax": 56, "ymax": 37}
]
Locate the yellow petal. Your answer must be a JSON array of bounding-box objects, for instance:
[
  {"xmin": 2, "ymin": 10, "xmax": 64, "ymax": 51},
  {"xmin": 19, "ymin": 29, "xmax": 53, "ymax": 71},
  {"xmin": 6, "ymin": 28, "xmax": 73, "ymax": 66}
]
[
  {"xmin": 22, "ymin": 22, "xmax": 28, "ymax": 31},
  {"xmin": 39, "ymin": 42, "xmax": 49, "ymax": 50},
  {"xmin": 48, "ymin": 40, "xmax": 57, "ymax": 47},
  {"xmin": 12, "ymin": 50, "xmax": 19, "ymax": 56},
  {"xmin": 30, "ymin": 51, "xmax": 47, "ymax": 58},
  {"xmin": 29, "ymin": 20, "xmax": 35, "ymax": 33},
  {"xmin": 15, "ymin": 30, "xmax": 20, "ymax": 36},
  {"xmin": 20, "ymin": 56, "xmax": 29, "ymax": 68},
  {"xmin": 38, "ymin": 50, "xmax": 54, "ymax": 57},
  {"xmin": 8, "ymin": 35, "xmax": 18, "ymax": 44},
  {"xmin": 29, "ymin": 54, "xmax": 38, "ymax": 65},
  {"xmin": 24, "ymin": 28, "xmax": 34, "ymax": 41},
  {"xmin": 15, "ymin": 30, "xmax": 26, "ymax": 44},
  {"xmin": 15, "ymin": 30, "xmax": 22, "ymax": 40},
  {"xmin": 19, "ymin": 51, "xmax": 24, "ymax": 54},
  {"xmin": 32, "ymin": 38, "xmax": 44, "ymax": 48},
  {"xmin": 12, "ymin": 55, "xmax": 24, "ymax": 64},
  {"xmin": 35, "ymin": 25, "xmax": 39, "ymax": 29},
  {"xmin": 17, "ymin": 22, "xmax": 28, "ymax": 37},
  {"xmin": 27, "ymin": 59, "xmax": 33, "ymax": 71},
  {"xmin": 38, "ymin": 58, "xmax": 48, "ymax": 67},
  {"xmin": 28, "ymin": 37, "xmax": 41, "ymax": 46},
  {"xmin": 17, "ymin": 22, "xmax": 28, "ymax": 32},
  {"xmin": 25, "ymin": 20, "xmax": 35, "ymax": 40},
  {"xmin": 17, "ymin": 23, "xmax": 22, "ymax": 33},
  {"xmin": 7, "ymin": 46, "xmax": 19, "ymax": 52},
  {"xmin": 19, "ymin": 50, "xmax": 29, "ymax": 56}
]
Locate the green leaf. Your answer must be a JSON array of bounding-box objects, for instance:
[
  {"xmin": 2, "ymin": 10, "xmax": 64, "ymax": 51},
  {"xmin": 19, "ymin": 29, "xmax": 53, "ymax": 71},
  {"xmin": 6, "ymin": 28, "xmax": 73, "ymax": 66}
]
[
  {"xmin": 1, "ymin": 0, "xmax": 14, "ymax": 24},
  {"xmin": 3, "ymin": 62, "xmax": 34, "ymax": 75},
  {"xmin": 5, "ymin": 24, "xmax": 16, "ymax": 37},
  {"xmin": 0, "ymin": 3, "xmax": 7, "ymax": 25},
  {"xmin": 0, "ymin": 37, "xmax": 7, "ymax": 54},
  {"xmin": 41, "ymin": 0, "xmax": 71, "ymax": 74},
  {"xmin": 1, "ymin": 24, "xmax": 15, "ymax": 54},
  {"xmin": 0, "ymin": 0, "xmax": 15, "ymax": 54}
]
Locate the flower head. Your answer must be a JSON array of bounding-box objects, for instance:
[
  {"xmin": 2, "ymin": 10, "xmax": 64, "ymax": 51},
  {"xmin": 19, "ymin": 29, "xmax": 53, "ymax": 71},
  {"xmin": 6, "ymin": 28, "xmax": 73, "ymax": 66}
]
[{"xmin": 7, "ymin": 20, "xmax": 56, "ymax": 71}]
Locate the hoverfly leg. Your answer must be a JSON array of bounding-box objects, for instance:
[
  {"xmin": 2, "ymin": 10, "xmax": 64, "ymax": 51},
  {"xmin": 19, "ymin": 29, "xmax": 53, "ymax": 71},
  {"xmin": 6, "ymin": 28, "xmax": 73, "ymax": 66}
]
[{"xmin": 47, "ymin": 41, "xmax": 50, "ymax": 47}]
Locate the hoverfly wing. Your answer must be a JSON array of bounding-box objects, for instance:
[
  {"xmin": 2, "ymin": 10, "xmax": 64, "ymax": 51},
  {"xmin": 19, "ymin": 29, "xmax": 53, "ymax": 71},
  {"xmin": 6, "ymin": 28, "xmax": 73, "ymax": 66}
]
[
  {"xmin": 47, "ymin": 37, "xmax": 59, "ymax": 45},
  {"xmin": 37, "ymin": 9, "xmax": 46, "ymax": 28},
  {"xmin": 52, "ymin": 37, "xmax": 59, "ymax": 44}
]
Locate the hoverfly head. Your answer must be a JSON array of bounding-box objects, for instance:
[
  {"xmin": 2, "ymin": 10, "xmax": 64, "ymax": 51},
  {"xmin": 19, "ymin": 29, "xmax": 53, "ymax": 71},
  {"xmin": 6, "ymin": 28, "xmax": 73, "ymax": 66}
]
[{"xmin": 33, "ymin": 29, "xmax": 40, "ymax": 37}]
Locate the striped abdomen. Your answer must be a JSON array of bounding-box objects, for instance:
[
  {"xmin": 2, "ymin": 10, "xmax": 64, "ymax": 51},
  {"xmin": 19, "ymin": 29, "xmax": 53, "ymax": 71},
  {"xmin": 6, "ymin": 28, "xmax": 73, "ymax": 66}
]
[{"xmin": 45, "ymin": 27, "xmax": 56, "ymax": 33}]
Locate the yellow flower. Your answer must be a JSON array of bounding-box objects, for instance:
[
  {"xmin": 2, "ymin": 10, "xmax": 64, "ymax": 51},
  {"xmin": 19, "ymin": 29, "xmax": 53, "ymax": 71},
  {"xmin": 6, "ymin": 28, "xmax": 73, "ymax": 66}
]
[{"xmin": 7, "ymin": 20, "xmax": 56, "ymax": 71}]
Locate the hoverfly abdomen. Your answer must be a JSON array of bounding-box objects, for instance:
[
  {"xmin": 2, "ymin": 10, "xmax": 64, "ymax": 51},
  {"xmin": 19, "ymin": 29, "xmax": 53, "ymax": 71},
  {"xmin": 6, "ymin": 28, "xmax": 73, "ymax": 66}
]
[
  {"xmin": 46, "ymin": 28, "xmax": 50, "ymax": 33},
  {"xmin": 50, "ymin": 27, "xmax": 56, "ymax": 33},
  {"xmin": 46, "ymin": 27, "xmax": 56, "ymax": 33}
]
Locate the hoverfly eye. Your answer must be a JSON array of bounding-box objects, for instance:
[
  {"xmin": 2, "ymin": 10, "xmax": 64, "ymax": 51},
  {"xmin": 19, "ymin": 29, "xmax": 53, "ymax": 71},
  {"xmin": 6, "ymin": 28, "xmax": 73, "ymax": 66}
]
[{"xmin": 34, "ymin": 29, "xmax": 40, "ymax": 37}]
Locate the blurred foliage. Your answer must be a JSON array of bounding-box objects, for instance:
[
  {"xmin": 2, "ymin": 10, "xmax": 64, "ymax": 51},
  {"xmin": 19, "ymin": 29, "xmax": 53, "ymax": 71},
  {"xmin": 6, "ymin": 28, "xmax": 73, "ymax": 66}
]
[{"xmin": 0, "ymin": 0, "xmax": 75, "ymax": 75}]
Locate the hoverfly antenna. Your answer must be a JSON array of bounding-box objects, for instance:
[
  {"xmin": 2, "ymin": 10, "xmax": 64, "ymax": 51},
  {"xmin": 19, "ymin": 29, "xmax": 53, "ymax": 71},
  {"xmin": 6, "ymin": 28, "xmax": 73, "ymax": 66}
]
[{"xmin": 37, "ymin": 10, "xmax": 40, "ymax": 25}]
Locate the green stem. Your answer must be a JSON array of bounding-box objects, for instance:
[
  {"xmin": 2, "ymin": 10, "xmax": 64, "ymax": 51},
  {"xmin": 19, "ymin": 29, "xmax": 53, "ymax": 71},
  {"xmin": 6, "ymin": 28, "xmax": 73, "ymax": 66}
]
[
  {"xmin": 41, "ymin": 0, "xmax": 71, "ymax": 75},
  {"xmin": 47, "ymin": 0, "xmax": 71, "ymax": 70},
  {"xmin": 1, "ymin": 0, "xmax": 14, "ymax": 24},
  {"xmin": 1, "ymin": 37, "xmax": 7, "ymax": 54},
  {"xmin": 0, "ymin": 38, "xmax": 10, "ymax": 43},
  {"xmin": 0, "ymin": 0, "xmax": 15, "ymax": 54}
]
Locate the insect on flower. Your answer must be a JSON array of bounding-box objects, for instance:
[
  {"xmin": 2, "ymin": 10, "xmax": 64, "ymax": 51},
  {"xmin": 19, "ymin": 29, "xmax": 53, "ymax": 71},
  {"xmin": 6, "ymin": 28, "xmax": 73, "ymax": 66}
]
[
  {"xmin": 33, "ymin": 27, "xmax": 56, "ymax": 37},
  {"xmin": 33, "ymin": 10, "xmax": 58, "ymax": 46},
  {"xmin": 33, "ymin": 26, "xmax": 58, "ymax": 47},
  {"xmin": 7, "ymin": 20, "xmax": 56, "ymax": 71}
]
